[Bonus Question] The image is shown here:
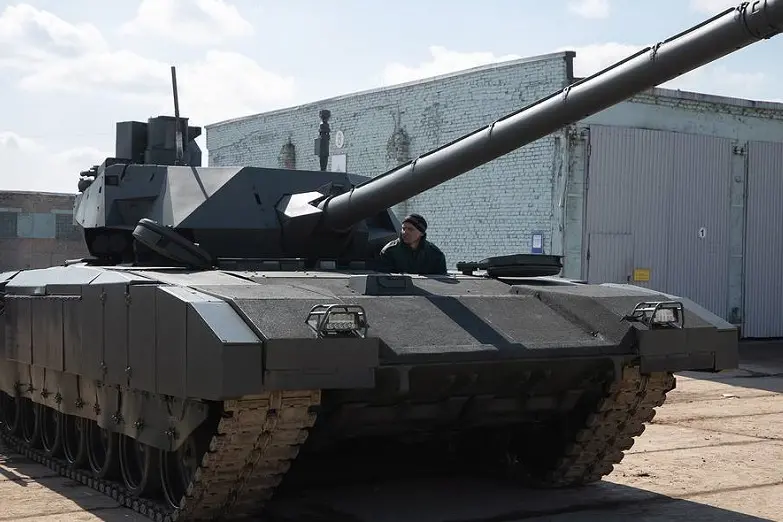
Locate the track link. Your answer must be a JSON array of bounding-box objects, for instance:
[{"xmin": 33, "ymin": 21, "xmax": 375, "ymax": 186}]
[
  {"xmin": 0, "ymin": 389, "xmax": 321, "ymax": 521},
  {"xmin": 0, "ymin": 367, "xmax": 676, "ymax": 517},
  {"xmin": 531, "ymin": 366, "xmax": 676, "ymax": 487}
]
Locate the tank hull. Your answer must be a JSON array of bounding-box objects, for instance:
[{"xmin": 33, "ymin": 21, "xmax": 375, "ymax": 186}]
[{"xmin": 0, "ymin": 264, "xmax": 736, "ymax": 520}]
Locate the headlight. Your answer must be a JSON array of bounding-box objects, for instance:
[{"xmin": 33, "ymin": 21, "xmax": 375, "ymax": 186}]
[
  {"xmin": 306, "ymin": 304, "xmax": 369, "ymax": 338},
  {"xmin": 651, "ymin": 307, "xmax": 678, "ymax": 324},
  {"xmin": 623, "ymin": 301, "xmax": 684, "ymax": 329},
  {"xmin": 323, "ymin": 312, "xmax": 360, "ymax": 331}
]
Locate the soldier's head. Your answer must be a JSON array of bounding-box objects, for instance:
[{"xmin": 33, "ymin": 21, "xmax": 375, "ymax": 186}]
[{"xmin": 401, "ymin": 213, "xmax": 427, "ymax": 247}]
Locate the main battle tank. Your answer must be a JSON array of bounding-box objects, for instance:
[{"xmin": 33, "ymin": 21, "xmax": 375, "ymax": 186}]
[{"xmin": 1, "ymin": 2, "xmax": 781, "ymax": 520}]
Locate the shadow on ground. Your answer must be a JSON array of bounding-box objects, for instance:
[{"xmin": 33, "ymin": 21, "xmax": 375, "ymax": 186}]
[
  {"xmin": 0, "ymin": 340, "xmax": 780, "ymax": 521},
  {"xmin": 0, "ymin": 445, "xmax": 146, "ymax": 521},
  {"xmin": 0, "ymin": 441, "xmax": 775, "ymax": 522},
  {"xmin": 681, "ymin": 340, "xmax": 783, "ymax": 394},
  {"xmin": 263, "ymin": 475, "xmax": 775, "ymax": 522}
]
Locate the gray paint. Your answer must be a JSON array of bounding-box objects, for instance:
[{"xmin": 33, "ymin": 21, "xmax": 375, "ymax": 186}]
[
  {"xmin": 586, "ymin": 232, "xmax": 633, "ymax": 283},
  {"xmin": 584, "ymin": 125, "xmax": 732, "ymax": 320},
  {"xmin": 80, "ymin": 0, "xmax": 783, "ymax": 273},
  {"xmin": 666, "ymin": 133, "xmax": 732, "ymax": 320},
  {"xmin": 17, "ymin": 212, "xmax": 56, "ymax": 239},
  {"xmin": 744, "ymin": 140, "xmax": 783, "ymax": 338},
  {"xmin": 581, "ymin": 90, "xmax": 782, "ymax": 323},
  {"xmin": 0, "ymin": 263, "xmax": 740, "ymax": 397},
  {"xmin": 206, "ymin": 2, "xmax": 783, "ymax": 272},
  {"xmin": 196, "ymin": 4, "xmax": 783, "ymax": 340},
  {"xmin": 585, "ymin": 96, "xmax": 783, "ymax": 143},
  {"xmin": 561, "ymin": 127, "xmax": 590, "ymax": 279},
  {"xmin": 307, "ymin": 0, "xmax": 783, "ymax": 234},
  {"xmin": 10, "ymin": 4, "xmax": 783, "ymax": 517},
  {"xmin": 74, "ymin": 162, "xmax": 388, "ymax": 263},
  {"xmin": 727, "ymin": 141, "xmax": 747, "ymax": 325},
  {"xmin": 0, "ymin": 259, "xmax": 740, "ymax": 512},
  {"xmin": 206, "ymin": 53, "xmax": 572, "ymax": 268},
  {"xmin": 0, "ymin": 192, "xmax": 88, "ymax": 273}
]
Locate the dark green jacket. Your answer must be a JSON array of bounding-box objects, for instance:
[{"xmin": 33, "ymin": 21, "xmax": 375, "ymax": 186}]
[{"xmin": 377, "ymin": 237, "xmax": 448, "ymax": 275}]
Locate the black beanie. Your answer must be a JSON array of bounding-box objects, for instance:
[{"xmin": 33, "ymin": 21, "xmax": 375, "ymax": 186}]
[{"xmin": 403, "ymin": 213, "xmax": 427, "ymax": 234}]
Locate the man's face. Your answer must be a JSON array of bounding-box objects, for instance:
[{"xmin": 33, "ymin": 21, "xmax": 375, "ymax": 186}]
[{"xmin": 401, "ymin": 221, "xmax": 423, "ymax": 245}]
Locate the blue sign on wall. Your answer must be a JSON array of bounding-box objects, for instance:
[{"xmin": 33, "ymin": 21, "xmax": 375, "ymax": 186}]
[{"xmin": 531, "ymin": 232, "xmax": 544, "ymax": 254}]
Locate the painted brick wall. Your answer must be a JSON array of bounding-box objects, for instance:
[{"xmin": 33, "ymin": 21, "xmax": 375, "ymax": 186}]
[
  {"xmin": 0, "ymin": 191, "xmax": 88, "ymax": 271},
  {"xmin": 206, "ymin": 53, "xmax": 574, "ymax": 269},
  {"xmin": 587, "ymin": 87, "xmax": 783, "ymax": 142}
]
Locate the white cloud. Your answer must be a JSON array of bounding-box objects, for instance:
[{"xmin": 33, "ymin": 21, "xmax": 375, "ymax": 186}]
[
  {"xmin": 380, "ymin": 44, "xmax": 640, "ymax": 87},
  {"xmin": 565, "ymin": 42, "xmax": 775, "ymax": 101},
  {"xmin": 568, "ymin": 0, "xmax": 610, "ymax": 19},
  {"xmin": 689, "ymin": 0, "xmax": 738, "ymax": 13},
  {"xmin": 381, "ymin": 46, "xmax": 521, "ymax": 85},
  {"xmin": 120, "ymin": 0, "xmax": 253, "ymax": 46},
  {"xmin": 0, "ymin": 132, "xmax": 38, "ymax": 154},
  {"xmin": 0, "ymin": 131, "xmax": 107, "ymax": 193},
  {"xmin": 0, "ymin": 4, "xmax": 294, "ymax": 124},
  {"xmin": 17, "ymin": 49, "xmax": 167, "ymax": 94},
  {"xmin": 15, "ymin": 48, "xmax": 296, "ymax": 128},
  {"xmin": 168, "ymin": 51, "xmax": 296, "ymax": 125},
  {"xmin": 0, "ymin": 3, "xmax": 108, "ymax": 67},
  {"xmin": 0, "ymin": 3, "xmax": 297, "ymax": 192},
  {"xmin": 380, "ymin": 43, "xmax": 776, "ymax": 105},
  {"xmin": 563, "ymin": 43, "xmax": 642, "ymax": 77},
  {"xmin": 659, "ymin": 64, "xmax": 770, "ymax": 99}
]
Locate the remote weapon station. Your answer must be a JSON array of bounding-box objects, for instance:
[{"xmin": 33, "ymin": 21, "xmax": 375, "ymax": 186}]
[{"xmin": 1, "ymin": 2, "xmax": 781, "ymax": 520}]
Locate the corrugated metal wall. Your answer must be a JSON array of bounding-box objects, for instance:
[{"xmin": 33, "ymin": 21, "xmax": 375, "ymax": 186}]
[
  {"xmin": 744, "ymin": 141, "xmax": 783, "ymax": 338},
  {"xmin": 584, "ymin": 125, "xmax": 732, "ymax": 320}
]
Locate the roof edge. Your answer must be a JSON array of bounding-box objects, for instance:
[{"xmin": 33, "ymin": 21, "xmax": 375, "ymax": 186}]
[
  {"xmin": 648, "ymin": 85, "xmax": 783, "ymax": 111},
  {"xmin": 572, "ymin": 76, "xmax": 783, "ymax": 111},
  {"xmin": 206, "ymin": 51, "xmax": 575, "ymax": 129},
  {"xmin": 0, "ymin": 189, "xmax": 78, "ymax": 197}
]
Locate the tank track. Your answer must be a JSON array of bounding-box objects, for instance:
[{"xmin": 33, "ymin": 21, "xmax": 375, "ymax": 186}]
[
  {"xmin": 0, "ymin": 367, "xmax": 675, "ymax": 519},
  {"xmin": 0, "ymin": 389, "xmax": 321, "ymax": 521},
  {"xmin": 518, "ymin": 366, "xmax": 676, "ymax": 487}
]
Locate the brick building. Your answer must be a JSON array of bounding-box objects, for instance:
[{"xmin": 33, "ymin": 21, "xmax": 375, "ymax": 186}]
[
  {"xmin": 0, "ymin": 191, "xmax": 88, "ymax": 272},
  {"xmin": 204, "ymin": 51, "xmax": 783, "ymax": 338}
]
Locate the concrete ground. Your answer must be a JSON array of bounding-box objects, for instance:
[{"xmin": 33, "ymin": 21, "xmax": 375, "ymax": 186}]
[{"xmin": 1, "ymin": 341, "xmax": 782, "ymax": 522}]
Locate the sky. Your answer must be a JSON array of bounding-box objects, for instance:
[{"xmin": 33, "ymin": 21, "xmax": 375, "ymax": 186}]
[{"xmin": 0, "ymin": 0, "xmax": 781, "ymax": 194}]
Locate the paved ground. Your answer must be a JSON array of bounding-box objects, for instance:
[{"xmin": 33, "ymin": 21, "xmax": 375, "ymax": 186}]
[{"xmin": 1, "ymin": 341, "xmax": 782, "ymax": 521}]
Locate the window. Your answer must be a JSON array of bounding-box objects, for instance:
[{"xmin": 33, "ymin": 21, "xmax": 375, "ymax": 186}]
[
  {"xmin": 0, "ymin": 211, "xmax": 17, "ymax": 238},
  {"xmin": 55, "ymin": 213, "xmax": 82, "ymax": 241}
]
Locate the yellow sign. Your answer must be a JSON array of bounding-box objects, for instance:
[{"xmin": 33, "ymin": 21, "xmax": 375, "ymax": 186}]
[{"xmin": 633, "ymin": 268, "xmax": 651, "ymax": 282}]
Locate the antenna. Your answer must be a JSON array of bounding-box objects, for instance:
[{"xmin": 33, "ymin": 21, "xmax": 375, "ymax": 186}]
[{"xmin": 171, "ymin": 65, "xmax": 184, "ymax": 164}]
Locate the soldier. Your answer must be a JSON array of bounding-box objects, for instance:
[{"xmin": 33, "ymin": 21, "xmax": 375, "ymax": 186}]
[{"xmin": 378, "ymin": 213, "xmax": 447, "ymax": 275}]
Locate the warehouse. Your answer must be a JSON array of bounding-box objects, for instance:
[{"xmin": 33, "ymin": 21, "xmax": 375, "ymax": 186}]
[
  {"xmin": 0, "ymin": 191, "xmax": 88, "ymax": 272},
  {"xmin": 204, "ymin": 51, "xmax": 783, "ymax": 339}
]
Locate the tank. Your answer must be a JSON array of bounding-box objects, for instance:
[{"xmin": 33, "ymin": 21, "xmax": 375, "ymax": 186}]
[{"xmin": 1, "ymin": 2, "xmax": 781, "ymax": 520}]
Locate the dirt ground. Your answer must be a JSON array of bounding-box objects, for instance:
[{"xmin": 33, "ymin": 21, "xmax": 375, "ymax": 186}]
[{"xmin": 1, "ymin": 341, "xmax": 782, "ymax": 522}]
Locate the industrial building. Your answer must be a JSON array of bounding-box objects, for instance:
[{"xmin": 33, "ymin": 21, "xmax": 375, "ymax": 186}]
[
  {"xmin": 0, "ymin": 191, "xmax": 88, "ymax": 272},
  {"xmin": 205, "ymin": 51, "xmax": 783, "ymax": 339}
]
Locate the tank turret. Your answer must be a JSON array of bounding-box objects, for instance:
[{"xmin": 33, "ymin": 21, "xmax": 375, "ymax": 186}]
[{"xmin": 73, "ymin": 0, "xmax": 783, "ymax": 271}]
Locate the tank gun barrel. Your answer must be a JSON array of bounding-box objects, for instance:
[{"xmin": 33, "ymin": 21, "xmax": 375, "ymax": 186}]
[{"xmin": 319, "ymin": 0, "xmax": 783, "ymax": 230}]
